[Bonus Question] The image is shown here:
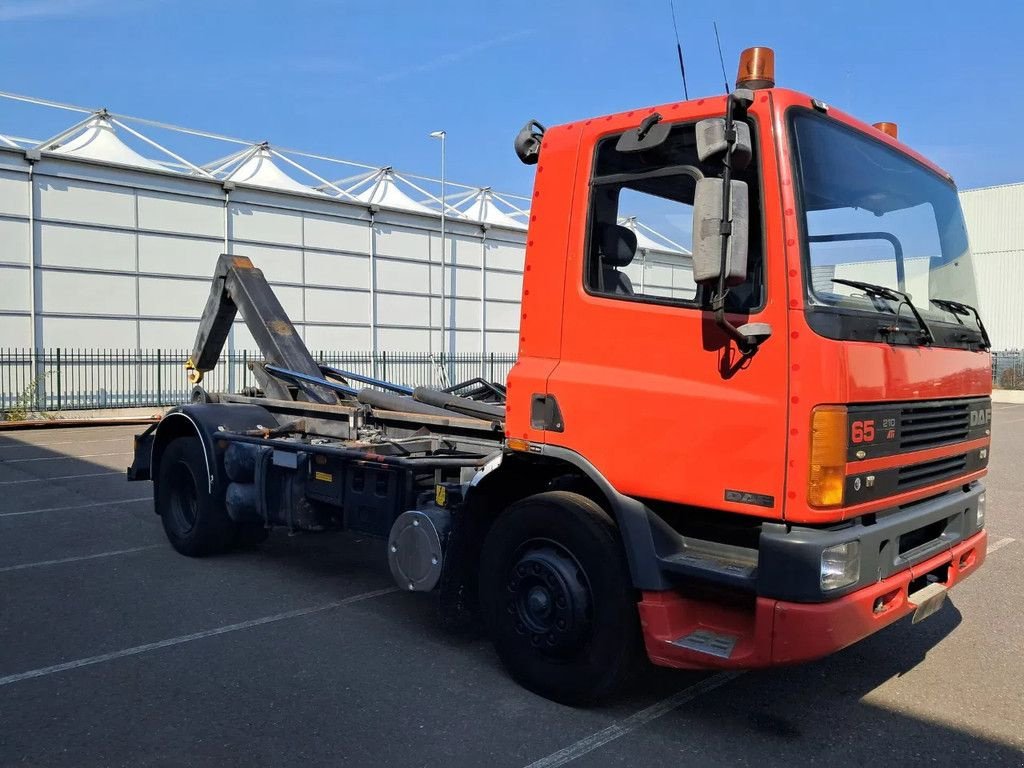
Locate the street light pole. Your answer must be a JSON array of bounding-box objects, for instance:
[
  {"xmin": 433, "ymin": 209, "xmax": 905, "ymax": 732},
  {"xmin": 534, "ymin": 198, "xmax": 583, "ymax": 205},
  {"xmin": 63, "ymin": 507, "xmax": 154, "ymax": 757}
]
[{"xmin": 429, "ymin": 130, "xmax": 447, "ymax": 377}]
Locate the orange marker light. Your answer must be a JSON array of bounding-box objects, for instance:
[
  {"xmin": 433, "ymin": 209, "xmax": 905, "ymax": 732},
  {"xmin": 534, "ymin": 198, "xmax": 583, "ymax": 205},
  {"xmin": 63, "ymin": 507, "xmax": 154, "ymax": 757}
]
[
  {"xmin": 736, "ymin": 47, "xmax": 775, "ymax": 90},
  {"xmin": 873, "ymin": 122, "xmax": 899, "ymax": 139}
]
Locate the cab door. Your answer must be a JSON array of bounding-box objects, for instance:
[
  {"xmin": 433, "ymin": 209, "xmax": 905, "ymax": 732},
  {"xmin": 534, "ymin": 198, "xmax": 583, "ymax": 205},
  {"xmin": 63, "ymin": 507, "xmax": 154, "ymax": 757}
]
[{"xmin": 544, "ymin": 104, "xmax": 791, "ymax": 518}]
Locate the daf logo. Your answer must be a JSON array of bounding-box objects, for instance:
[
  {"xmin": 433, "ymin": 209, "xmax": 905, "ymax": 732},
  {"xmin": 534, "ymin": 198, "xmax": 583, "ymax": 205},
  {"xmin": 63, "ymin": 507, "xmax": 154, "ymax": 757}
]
[{"xmin": 970, "ymin": 408, "xmax": 992, "ymax": 427}]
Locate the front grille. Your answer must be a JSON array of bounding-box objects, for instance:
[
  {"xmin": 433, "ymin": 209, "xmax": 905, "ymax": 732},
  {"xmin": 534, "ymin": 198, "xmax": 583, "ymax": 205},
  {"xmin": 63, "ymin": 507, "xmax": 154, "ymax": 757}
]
[
  {"xmin": 847, "ymin": 396, "xmax": 988, "ymax": 462},
  {"xmin": 899, "ymin": 401, "xmax": 971, "ymax": 452},
  {"xmin": 897, "ymin": 453, "xmax": 968, "ymax": 490}
]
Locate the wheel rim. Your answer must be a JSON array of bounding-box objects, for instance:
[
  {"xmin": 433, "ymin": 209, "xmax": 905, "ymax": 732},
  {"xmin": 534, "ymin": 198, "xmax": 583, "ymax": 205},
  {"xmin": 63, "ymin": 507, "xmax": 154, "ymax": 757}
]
[
  {"xmin": 505, "ymin": 539, "xmax": 593, "ymax": 658},
  {"xmin": 167, "ymin": 460, "xmax": 199, "ymax": 534}
]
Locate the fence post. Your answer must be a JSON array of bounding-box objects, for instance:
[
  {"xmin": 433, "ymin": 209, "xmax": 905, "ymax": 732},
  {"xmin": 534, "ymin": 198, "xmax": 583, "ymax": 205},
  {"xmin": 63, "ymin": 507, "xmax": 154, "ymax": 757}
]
[
  {"xmin": 242, "ymin": 350, "xmax": 248, "ymax": 392},
  {"xmin": 30, "ymin": 348, "xmax": 42, "ymax": 413},
  {"xmin": 156, "ymin": 349, "xmax": 162, "ymax": 407},
  {"xmin": 381, "ymin": 350, "xmax": 387, "ymax": 382},
  {"xmin": 33, "ymin": 350, "xmax": 41, "ymax": 413},
  {"xmin": 489, "ymin": 352, "xmax": 494, "ymax": 383},
  {"xmin": 55, "ymin": 348, "xmax": 62, "ymax": 411}
]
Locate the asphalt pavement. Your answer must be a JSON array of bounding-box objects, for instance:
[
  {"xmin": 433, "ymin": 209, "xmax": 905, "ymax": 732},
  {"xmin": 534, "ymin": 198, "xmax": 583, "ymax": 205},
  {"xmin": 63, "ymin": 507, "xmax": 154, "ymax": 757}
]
[{"xmin": 0, "ymin": 410, "xmax": 1021, "ymax": 767}]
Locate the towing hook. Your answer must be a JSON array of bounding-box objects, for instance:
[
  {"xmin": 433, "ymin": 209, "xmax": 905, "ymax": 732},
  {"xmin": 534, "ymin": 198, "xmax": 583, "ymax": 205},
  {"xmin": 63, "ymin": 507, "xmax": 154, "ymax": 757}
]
[{"xmin": 185, "ymin": 358, "xmax": 204, "ymax": 385}]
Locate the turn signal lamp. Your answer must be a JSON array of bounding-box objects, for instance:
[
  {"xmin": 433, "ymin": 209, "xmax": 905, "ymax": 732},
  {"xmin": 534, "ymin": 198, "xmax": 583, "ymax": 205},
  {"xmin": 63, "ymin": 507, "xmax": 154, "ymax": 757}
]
[
  {"xmin": 736, "ymin": 47, "xmax": 775, "ymax": 90},
  {"xmin": 808, "ymin": 406, "xmax": 848, "ymax": 508},
  {"xmin": 873, "ymin": 122, "xmax": 899, "ymax": 139}
]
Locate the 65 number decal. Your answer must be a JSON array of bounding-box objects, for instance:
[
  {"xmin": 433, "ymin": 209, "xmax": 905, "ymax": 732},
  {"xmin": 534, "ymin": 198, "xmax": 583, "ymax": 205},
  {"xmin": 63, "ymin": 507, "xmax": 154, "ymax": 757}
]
[
  {"xmin": 851, "ymin": 419, "xmax": 875, "ymax": 443},
  {"xmin": 849, "ymin": 414, "xmax": 898, "ymax": 451}
]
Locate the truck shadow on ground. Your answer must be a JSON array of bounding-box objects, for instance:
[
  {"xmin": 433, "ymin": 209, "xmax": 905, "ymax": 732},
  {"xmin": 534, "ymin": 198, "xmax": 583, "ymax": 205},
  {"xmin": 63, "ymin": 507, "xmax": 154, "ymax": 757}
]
[
  {"xmin": 635, "ymin": 602, "xmax": 1024, "ymax": 765},
  {"xmin": 241, "ymin": 530, "xmax": 1024, "ymax": 765},
  {"xmin": 195, "ymin": 504, "xmax": 1022, "ymax": 757}
]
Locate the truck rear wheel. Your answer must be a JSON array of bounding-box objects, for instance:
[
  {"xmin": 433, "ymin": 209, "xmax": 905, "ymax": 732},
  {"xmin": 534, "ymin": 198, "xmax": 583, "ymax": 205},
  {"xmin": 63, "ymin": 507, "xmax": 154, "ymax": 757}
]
[
  {"xmin": 478, "ymin": 491, "xmax": 641, "ymax": 704},
  {"xmin": 156, "ymin": 437, "xmax": 235, "ymax": 557}
]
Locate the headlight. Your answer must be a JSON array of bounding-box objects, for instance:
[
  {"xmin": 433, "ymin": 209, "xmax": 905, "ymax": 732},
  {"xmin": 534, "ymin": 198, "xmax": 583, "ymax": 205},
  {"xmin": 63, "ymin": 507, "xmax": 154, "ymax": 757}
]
[
  {"xmin": 976, "ymin": 492, "xmax": 986, "ymax": 528},
  {"xmin": 821, "ymin": 541, "xmax": 861, "ymax": 591},
  {"xmin": 808, "ymin": 406, "xmax": 847, "ymax": 508}
]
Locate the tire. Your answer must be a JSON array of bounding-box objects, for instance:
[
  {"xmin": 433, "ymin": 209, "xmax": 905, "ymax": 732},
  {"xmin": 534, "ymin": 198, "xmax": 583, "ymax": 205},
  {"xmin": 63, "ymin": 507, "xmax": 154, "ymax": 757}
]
[
  {"xmin": 478, "ymin": 490, "xmax": 642, "ymax": 704},
  {"xmin": 156, "ymin": 437, "xmax": 235, "ymax": 557}
]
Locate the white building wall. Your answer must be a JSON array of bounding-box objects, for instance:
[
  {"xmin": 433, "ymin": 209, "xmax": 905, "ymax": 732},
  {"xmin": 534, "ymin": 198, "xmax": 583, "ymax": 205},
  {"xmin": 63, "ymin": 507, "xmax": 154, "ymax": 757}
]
[
  {"xmin": 0, "ymin": 146, "xmax": 526, "ymax": 356},
  {"xmin": 620, "ymin": 250, "xmax": 696, "ymax": 300},
  {"xmin": 960, "ymin": 183, "xmax": 1024, "ymax": 351},
  {"xmin": 811, "ymin": 257, "xmax": 931, "ymax": 302},
  {"xmin": 4, "ymin": 133, "xmax": 1022, "ymax": 359}
]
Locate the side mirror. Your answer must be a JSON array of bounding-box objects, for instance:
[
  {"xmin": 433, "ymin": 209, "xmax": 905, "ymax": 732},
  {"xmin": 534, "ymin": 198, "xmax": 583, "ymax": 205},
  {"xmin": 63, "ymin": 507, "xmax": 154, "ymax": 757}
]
[
  {"xmin": 514, "ymin": 120, "xmax": 546, "ymax": 165},
  {"xmin": 695, "ymin": 118, "xmax": 752, "ymax": 170},
  {"xmin": 691, "ymin": 177, "xmax": 749, "ymax": 286}
]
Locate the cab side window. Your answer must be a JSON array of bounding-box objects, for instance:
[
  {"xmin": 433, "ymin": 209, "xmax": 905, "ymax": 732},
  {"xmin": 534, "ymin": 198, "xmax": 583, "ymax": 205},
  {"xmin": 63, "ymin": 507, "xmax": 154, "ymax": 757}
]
[{"xmin": 585, "ymin": 120, "xmax": 764, "ymax": 312}]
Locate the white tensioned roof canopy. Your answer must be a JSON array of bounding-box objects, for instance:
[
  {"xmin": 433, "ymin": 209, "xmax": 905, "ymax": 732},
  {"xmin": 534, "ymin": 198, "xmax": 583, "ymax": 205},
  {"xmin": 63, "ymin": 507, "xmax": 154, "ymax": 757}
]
[
  {"xmin": 48, "ymin": 114, "xmax": 166, "ymax": 171},
  {"xmin": 0, "ymin": 89, "xmax": 677, "ymax": 242},
  {"xmin": 213, "ymin": 143, "xmax": 327, "ymax": 195},
  {"xmin": 350, "ymin": 167, "xmax": 436, "ymax": 213},
  {"xmin": 455, "ymin": 187, "xmax": 527, "ymax": 230}
]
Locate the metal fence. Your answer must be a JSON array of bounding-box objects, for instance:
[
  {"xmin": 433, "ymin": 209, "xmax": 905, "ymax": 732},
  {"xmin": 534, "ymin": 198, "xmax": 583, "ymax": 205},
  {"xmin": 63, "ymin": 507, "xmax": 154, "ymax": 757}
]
[
  {"xmin": 0, "ymin": 349, "xmax": 518, "ymax": 414},
  {"xmin": 7, "ymin": 347, "xmax": 1016, "ymax": 415},
  {"xmin": 993, "ymin": 350, "xmax": 1024, "ymax": 389}
]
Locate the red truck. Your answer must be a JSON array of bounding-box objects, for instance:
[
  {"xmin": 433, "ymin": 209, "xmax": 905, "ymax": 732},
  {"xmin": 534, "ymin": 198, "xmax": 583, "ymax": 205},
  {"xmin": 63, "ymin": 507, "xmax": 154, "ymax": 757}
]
[{"xmin": 130, "ymin": 47, "xmax": 991, "ymax": 703}]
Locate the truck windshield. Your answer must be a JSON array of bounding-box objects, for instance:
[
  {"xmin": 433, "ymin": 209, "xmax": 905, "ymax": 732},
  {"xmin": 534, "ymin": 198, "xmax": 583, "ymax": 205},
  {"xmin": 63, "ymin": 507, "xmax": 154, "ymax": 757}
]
[{"xmin": 790, "ymin": 110, "xmax": 980, "ymax": 341}]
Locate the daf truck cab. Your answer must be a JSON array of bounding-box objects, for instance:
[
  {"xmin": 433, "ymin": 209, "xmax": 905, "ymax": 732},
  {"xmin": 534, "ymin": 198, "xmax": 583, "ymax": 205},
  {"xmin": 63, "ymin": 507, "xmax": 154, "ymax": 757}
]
[{"xmin": 505, "ymin": 46, "xmax": 989, "ymax": 685}]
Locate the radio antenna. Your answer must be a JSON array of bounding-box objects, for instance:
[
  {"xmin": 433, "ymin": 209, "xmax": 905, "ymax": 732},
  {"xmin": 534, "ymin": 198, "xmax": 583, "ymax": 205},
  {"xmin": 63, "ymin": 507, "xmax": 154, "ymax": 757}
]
[
  {"xmin": 669, "ymin": 0, "xmax": 689, "ymax": 100},
  {"xmin": 713, "ymin": 21, "xmax": 730, "ymax": 93}
]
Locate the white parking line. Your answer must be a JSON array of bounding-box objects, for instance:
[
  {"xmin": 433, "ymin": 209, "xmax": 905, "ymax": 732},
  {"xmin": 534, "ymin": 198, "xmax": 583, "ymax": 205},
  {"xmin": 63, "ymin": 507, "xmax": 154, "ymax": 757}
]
[
  {"xmin": 0, "ymin": 437, "xmax": 131, "ymax": 451},
  {"xmin": 523, "ymin": 671, "xmax": 743, "ymax": 768},
  {"xmin": 0, "ymin": 471, "xmax": 122, "ymax": 486},
  {"xmin": 0, "ymin": 545, "xmax": 161, "ymax": 573},
  {"xmin": 0, "ymin": 497, "xmax": 150, "ymax": 518},
  {"xmin": 988, "ymin": 536, "xmax": 1016, "ymax": 555},
  {"xmin": 1, "ymin": 451, "xmax": 132, "ymax": 464},
  {"xmin": 0, "ymin": 586, "xmax": 398, "ymax": 688}
]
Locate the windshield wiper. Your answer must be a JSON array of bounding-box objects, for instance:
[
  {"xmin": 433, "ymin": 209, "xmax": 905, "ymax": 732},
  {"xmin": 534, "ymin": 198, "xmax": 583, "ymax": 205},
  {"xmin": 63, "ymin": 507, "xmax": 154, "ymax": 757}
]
[
  {"xmin": 831, "ymin": 278, "xmax": 934, "ymax": 344},
  {"xmin": 931, "ymin": 298, "xmax": 991, "ymax": 349}
]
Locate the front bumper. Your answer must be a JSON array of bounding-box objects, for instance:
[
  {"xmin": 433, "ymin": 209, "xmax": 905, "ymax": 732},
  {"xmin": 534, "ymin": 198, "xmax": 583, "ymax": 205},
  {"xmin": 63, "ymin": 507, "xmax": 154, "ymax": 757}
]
[
  {"xmin": 639, "ymin": 529, "xmax": 987, "ymax": 669},
  {"xmin": 758, "ymin": 482, "xmax": 986, "ymax": 602}
]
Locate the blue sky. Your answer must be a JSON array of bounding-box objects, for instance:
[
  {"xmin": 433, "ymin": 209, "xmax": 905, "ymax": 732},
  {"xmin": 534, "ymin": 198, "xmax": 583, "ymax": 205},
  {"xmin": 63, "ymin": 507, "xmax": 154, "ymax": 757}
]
[{"xmin": 0, "ymin": 0, "xmax": 1017, "ymax": 196}]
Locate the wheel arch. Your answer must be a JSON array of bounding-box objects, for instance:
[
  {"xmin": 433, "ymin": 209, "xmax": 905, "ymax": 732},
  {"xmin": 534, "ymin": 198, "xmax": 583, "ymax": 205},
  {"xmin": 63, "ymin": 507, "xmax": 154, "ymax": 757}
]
[
  {"xmin": 150, "ymin": 404, "xmax": 279, "ymax": 507},
  {"xmin": 152, "ymin": 412, "xmax": 211, "ymax": 496},
  {"xmin": 463, "ymin": 447, "xmax": 671, "ymax": 591}
]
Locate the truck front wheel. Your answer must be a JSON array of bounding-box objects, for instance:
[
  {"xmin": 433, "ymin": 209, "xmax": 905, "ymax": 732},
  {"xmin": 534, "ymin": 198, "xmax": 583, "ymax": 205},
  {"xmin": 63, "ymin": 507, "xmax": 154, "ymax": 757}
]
[
  {"xmin": 156, "ymin": 437, "xmax": 235, "ymax": 557},
  {"xmin": 478, "ymin": 491, "xmax": 642, "ymax": 704}
]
